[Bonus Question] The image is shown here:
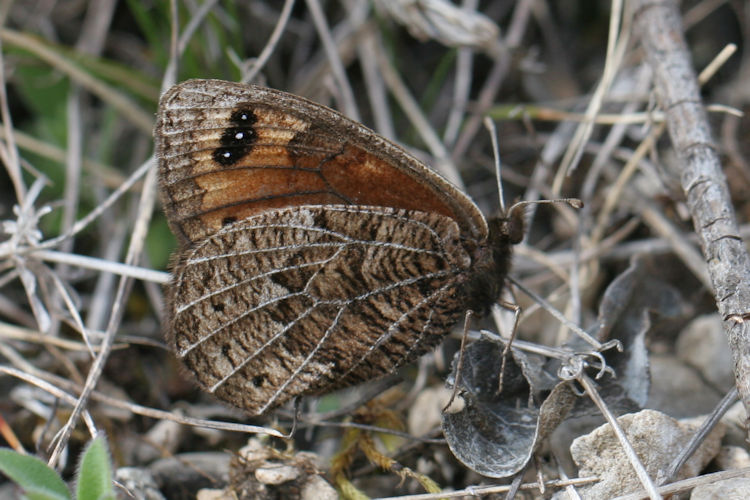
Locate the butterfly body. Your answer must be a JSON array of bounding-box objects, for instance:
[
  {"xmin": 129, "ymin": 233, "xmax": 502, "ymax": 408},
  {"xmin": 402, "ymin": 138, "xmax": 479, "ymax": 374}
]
[{"xmin": 155, "ymin": 79, "xmax": 518, "ymax": 415}]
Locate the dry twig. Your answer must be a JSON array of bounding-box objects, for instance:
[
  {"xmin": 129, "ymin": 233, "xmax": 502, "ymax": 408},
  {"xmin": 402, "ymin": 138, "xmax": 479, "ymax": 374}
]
[{"xmin": 631, "ymin": 0, "xmax": 750, "ymax": 430}]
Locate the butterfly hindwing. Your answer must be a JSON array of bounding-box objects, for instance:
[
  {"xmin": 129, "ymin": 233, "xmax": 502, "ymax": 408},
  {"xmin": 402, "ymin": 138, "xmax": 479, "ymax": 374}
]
[{"xmin": 167, "ymin": 205, "xmax": 470, "ymax": 414}]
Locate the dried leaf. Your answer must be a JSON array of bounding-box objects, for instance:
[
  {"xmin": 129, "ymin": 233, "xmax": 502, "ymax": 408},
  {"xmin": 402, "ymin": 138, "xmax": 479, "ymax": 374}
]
[{"xmin": 442, "ymin": 336, "xmax": 575, "ymax": 478}]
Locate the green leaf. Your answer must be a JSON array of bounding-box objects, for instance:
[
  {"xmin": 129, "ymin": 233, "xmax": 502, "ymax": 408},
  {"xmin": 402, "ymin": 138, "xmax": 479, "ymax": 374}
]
[
  {"xmin": 0, "ymin": 448, "xmax": 71, "ymax": 500},
  {"xmin": 75, "ymin": 437, "xmax": 115, "ymax": 500}
]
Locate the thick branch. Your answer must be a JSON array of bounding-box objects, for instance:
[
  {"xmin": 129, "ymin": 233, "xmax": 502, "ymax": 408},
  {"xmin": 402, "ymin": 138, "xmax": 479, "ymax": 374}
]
[{"xmin": 631, "ymin": 0, "xmax": 750, "ymax": 424}]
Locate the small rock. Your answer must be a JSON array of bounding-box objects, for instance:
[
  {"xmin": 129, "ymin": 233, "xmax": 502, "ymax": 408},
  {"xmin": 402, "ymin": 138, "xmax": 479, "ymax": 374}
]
[
  {"xmin": 721, "ymin": 401, "xmax": 748, "ymax": 447},
  {"xmin": 300, "ymin": 475, "xmax": 338, "ymax": 500},
  {"xmin": 570, "ymin": 409, "xmax": 724, "ymax": 499},
  {"xmin": 115, "ymin": 467, "xmax": 165, "ymax": 500},
  {"xmin": 715, "ymin": 446, "xmax": 750, "ymax": 470},
  {"xmin": 135, "ymin": 417, "xmax": 185, "ymax": 463},
  {"xmin": 691, "ymin": 477, "xmax": 750, "ymax": 500},
  {"xmin": 237, "ymin": 438, "xmax": 271, "ymax": 462},
  {"xmin": 408, "ymin": 386, "xmax": 453, "ymax": 436},
  {"xmin": 255, "ymin": 464, "xmax": 300, "ymax": 485},
  {"xmin": 676, "ymin": 315, "xmax": 734, "ymax": 389},
  {"xmin": 229, "ymin": 440, "xmax": 332, "ymax": 499},
  {"xmin": 196, "ymin": 489, "xmax": 233, "ymax": 500},
  {"xmin": 150, "ymin": 452, "xmax": 230, "ymax": 496}
]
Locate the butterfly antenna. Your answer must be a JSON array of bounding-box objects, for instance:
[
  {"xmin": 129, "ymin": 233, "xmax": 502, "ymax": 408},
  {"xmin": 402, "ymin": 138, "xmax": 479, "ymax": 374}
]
[
  {"xmin": 508, "ymin": 198, "xmax": 583, "ymax": 215},
  {"xmin": 484, "ymin": 117, "xmax": 507, "ymax": 214}
]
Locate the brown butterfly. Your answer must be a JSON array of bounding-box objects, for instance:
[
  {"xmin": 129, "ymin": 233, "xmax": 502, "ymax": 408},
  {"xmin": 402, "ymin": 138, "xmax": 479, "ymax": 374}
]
[{"xmin": 155, "ymin": 79, "xmax": 523, "ymax": 415}]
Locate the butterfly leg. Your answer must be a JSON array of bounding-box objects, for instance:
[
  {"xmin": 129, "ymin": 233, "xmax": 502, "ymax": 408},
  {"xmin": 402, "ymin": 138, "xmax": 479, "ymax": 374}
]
[
  {"xmin": 443, "ymin": 309, "xmax": 474, "ymax": 413},
  {"xmin": 495, "ymin": 298, "xmax": 521, "ymax": 395}
]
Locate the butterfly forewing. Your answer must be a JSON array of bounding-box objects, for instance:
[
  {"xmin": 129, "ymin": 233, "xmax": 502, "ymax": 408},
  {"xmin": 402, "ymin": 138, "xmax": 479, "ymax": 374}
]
[
  {"xmin": 168, "ymin": 205, "xmax": 471, "ymax": 414},
  {"xmin": 156, "ymin": 79, "xmax": 487, "ymax": 245}
]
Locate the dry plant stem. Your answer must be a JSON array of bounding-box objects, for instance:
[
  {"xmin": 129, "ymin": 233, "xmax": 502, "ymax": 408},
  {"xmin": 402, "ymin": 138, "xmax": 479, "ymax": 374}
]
[
  {"xmin": 356, "ymin": 29, "xmax": 395, "ymax": 139},
  {"xmin": 297, "ymin": 420, "xmax": 441, "ymax": 444},
  {"xmin": 3, "ymin": 128, "xmax": 124, "ymax": 187},
  {"xmin": 722, "ymin": 114, "xmax": 750, "ymax": 181},
  {"xmin": 516, "ymin": 244, "xmax": 571, "ymax": 282},
  {"xmin": 506, "ymin": 472, "xmax": 524, "ymax": 499},
  {"xmin": 0, "ymin": 30, "xmax": 152, "ymax": 132},
  {"xmin": 442, "ymin": 310, "xmax": 473, "ymax": 413},
  {"xmin": 52, "ymin": 47, "xmax": 90, "ymax": 340},
  {"xmin": 0, "ymin": 365, "xmax": 283, "ymax": 438},
  {"xmin": 577, "ymin": 373, "xmax": 662, "ymax": 500},
  {"xmin": 75, "ymin": 0, "xmax": 116, "ymax": 54},
  {"xmin": 578, "ymin": 68, "xmax": 649, "ymax": 312},
  {"xmin": 682, "ymin": 0, "xmax": 728, "ymax": 30},
  {"xmin": 661, "ymin": 386, "xmax": 738, "ymax": 485},
  {"xmin": 164, "ymin": 0, "xmax": 223, "ymax": 90},
  {"xmin": 554, "ymin": 0, "xmax": 629, "ymax": 192},
  {"xmin": 86, "ymin": 221, "xmax": 127, "ymax": 330},
  {"xmin": 0, "ymin": 412, "xmax": 24, "ymax": 453},
  {"xmin": 534, "ymin": 456, "xmax": 545, "ymax": 495},
  {"xmin": 163, "ymin": 0, "xmax": 179, "ymax": 90},
  {"xmin": 443, "ymin": 0, "xmax": 479, "ymax": 146},
  {"xmin": 514, "ymin": 222, "xmax": 750, "ymax": 274},
  {"xmin": 451, "ymin": 0, "xmax": 534, "ymax": 160},
  {"xmin": 611, "ymin": 465, "xmax": 750, "ymax": 500},
  {"xmin": 33, "ymin": 158, "xmax": 154, "ymax": 254},
  {"xmin": 443, "ymin": 44, "xmax": 473, "ymax": 146},
  {"xmin": 497, "ymin": 300, "xmax": 520, "ymax": 393},
  {"xmin": 638, "ymin": 199, "xmax": 710, "ymax": 288},
  {"xmin": 508, "ymin": 277, "xmax": 603, "ymax": 349},
  {"xmin": 0, "ymin": 295, "xmax": 35, "ymax": 329},
  {"xmin": 61, "ymin": 92, "xmax": 83, "ymax": 255},
  {"xmin": 0, "ymin": 31, "xmax": 23, "ymax": 204},
  {"xmin": 632, "ymin": 0, "xmax": 750, "ymax": 422},
  {"xmin": 0, "ymin": 349, "xmax": 98, "ymax": 441},
  {"xmin": 555, "ymin": 456, "xmax": 583, "ymax": 500},
  {"xmin": 305, "ymin": 0, "xmax": 360, "ymax": 121},
  {"xmin": 591, "ymin": 121, "xmax": 666, "ymax": 246},
  {"xmin": 372, "ymin": 42, "xmax": 461, "ymax": 188},
  {"xmin": 33, "ymin": 249, "xmax": 169, "ymax": 284},
  {"xmin": 48, "ymin": 166, "xmax": 158, "ymax": 467},
  {"xmin": 590, "ymin": 43, "xmax": 736, "ymax": 289},
  {"xmin": 242, "ymin": 0, "xmax": 296, "ymax": 83},
  {"xmin": 47, "ymin": 271, "xmax": 90, "ymax": 353},
  {"xmin": 370, "ymin": 477, "xmax": 598, "ymax": 500},
  {"xmin": 450, "ymin": 43, "xmax": 509, "ymax": 162},
  {"xmin": 0, "ymin": 320, "xmax": 124, "ymax": 352}
]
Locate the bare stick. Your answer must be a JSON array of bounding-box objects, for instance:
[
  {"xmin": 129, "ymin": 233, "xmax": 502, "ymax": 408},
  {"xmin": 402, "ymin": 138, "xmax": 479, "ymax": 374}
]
[{"xmin": 631, "ymin": 0, "xmax": 750, "ymax": 428}]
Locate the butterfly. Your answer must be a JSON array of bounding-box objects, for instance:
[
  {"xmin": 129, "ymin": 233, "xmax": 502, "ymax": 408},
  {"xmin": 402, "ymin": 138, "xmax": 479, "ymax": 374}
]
[{"xmin": 155, "ymin": 79, "xmax": 524, "ymax": 415}]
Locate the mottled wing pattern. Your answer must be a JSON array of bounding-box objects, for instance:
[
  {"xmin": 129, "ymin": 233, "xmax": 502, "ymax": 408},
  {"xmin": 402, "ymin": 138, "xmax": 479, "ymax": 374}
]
[
  {"xmin": 168, "ymin": 205, "xmax": 471, "ymax": 415},
  {"xmin": 155, "ymin": 79, "xmax": 498, "ymax": 415},
  {"xmin": 155, "ymin": 79, "xmax": 487, "ymax": 246}
]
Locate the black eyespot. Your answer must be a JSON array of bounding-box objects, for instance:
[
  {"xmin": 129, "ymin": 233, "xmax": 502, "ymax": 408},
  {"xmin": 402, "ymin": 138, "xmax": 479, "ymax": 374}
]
[
  {"xmin": 252, "ymin": 375, "xmax": 266, "ymax": 387},
  {"xmin": 212, "ymin": 107, "xmax": 258, "ymax": 166}
]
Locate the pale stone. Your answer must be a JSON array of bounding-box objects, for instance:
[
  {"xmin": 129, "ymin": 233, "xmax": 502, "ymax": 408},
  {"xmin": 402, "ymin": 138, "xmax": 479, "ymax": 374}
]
[
  {"xmin": 254, "ymin": 464, "xmax": 300, "ymax": 485},
  {"xmin": 570, "ymin": 409, "xmax": 724, "ymax": 499},
  {"xmin": 300, "ymin": 475, "xmax": 338, "ymax": 500},
  {"xmin": 691, "ymin": 478, "xmax": 750, "ymax": 500}
]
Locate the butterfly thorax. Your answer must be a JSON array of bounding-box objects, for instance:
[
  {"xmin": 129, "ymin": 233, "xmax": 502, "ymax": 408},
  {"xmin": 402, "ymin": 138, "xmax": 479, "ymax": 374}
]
[{"xmin": 462, "ymin": 209, "xmax": 524, "ymax": 315}]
